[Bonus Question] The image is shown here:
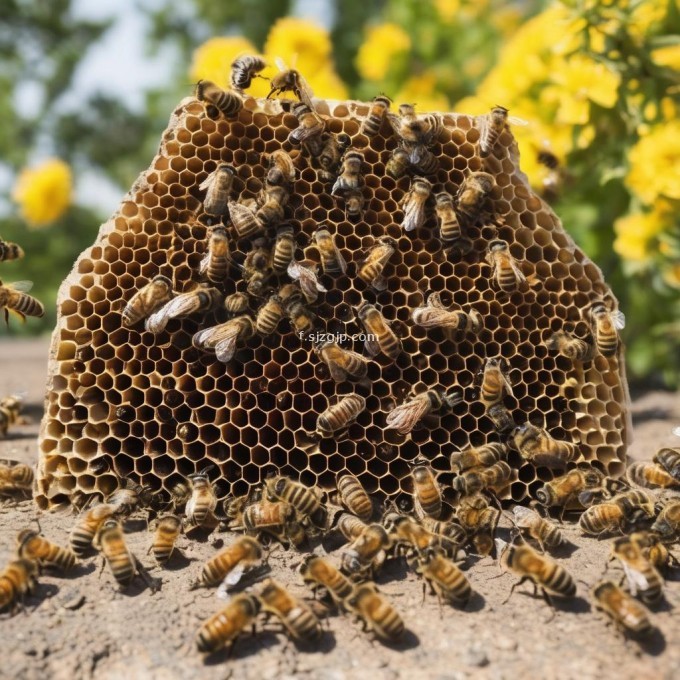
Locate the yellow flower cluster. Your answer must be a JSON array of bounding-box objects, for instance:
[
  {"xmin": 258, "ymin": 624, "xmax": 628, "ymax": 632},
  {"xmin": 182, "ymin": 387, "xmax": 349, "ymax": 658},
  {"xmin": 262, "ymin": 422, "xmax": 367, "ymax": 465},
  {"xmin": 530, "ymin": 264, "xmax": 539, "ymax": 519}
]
[
  {"xmin": 613, "ymin": 209, "xmax": 667, "ymax": 264},
  {"xmin": 12, "ymin": 158, "xmax": 72, "ymax": 228},
  {"xmin": 355, "ymin": 23, "xmax": 411, "ymax": 82}
]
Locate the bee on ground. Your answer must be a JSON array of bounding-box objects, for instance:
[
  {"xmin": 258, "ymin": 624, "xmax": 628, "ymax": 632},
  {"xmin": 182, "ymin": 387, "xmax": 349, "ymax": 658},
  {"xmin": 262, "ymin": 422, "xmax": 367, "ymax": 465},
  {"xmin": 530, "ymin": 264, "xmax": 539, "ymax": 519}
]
[
  {"xmin": 384, "ymin": 512, "xmax": 437, "ymax": 558},
  {"xmin": 653, "ymin": 447, "xmax": 680, "ymax": 482},
  {"xmin": 264, "ymin": 475, "xmax": 327, "ymax": 529},
  {"xmin": 0, "ymin": 280, "xmax": 45, "ymax": 326},
  {"xmin": 191, "ymin": 536, "xmax": 263, "ymax": 589},
  {"xmin": 386, "ymin": 388, "xmax": 463, "ymax": 436},
  {"xmin": 95, "ymin": 519, "xmax": 150, "ymax": 590},
  {"xmin": 651, "ymin": 500, "xmax": 680, "ymax": 542},
  {"xmin": 535, "ymin": 467, "xmax": 605, "ymax": 508},
  {"xmin": 195, "ymin": 593, "xmax": 261, "ymax": 653},
  {"xmin": 336, "ymin": 512, "xmax": 369, "ymax": 541},
  {"xmin": 579, "ymin": 502, "xmax": 626, "ymax": 537},
  {"xmin": 341, "ymin": 523, "xmax": 391, "ymax": 577},
  {"xmin": 151, "ymin": 515, "xmax": 183, "ymax": 567},
  {"xmin": 511, "ymin": 506, "xmax": 566, "ymax": 552},
  {"xmin": 591, "ymin": 581, "xmax": 654, "ymax": 638},
  {"xmin": 0, "ymin": 558, "xmax": 38, "ymax": 614},
  {"xmin": 610, "ymin": 535, "xmax": 664, "ymax": 605},
  {"xmin": 199, "ymin": 164, "xmax": 236, "ymax": 216},
  {"xmin": 626, "ymin": 461, "xmax": 679, "ymax": 489},
  {"xmin": 299, "ymin": 555, "xmax": 355, "ymax": 607},
  {"xmin": 257, "ymin": 578, "xmax": 322, "ymax": 642},
  {"xmin": 410, "ymin": 458, "xmax": 443, "ymax": 519},
  {"xmin": 344, "ymin": 582, "xmax": 405, "ymax": 643},
  {"xmin": 184, "ymin": 469, "xmax": 218, "ymax": 527},
  {"xmin": 452, "ymin": 461, "xmax": 513, "ymax": 498},
  {"xmin": 240, "ymin": 498, "xmax": 306, "ymax": 548},
  {"xmin": 336, "ymin": 473, "xmax": 373, "ymax": 521},
  {"xmin": 456, "ymin": 493, "xmax": 500, "ymax": 556},
  {"xmin": 416, "ymin": 549, "xmax": 473, "ymax": 607},
  {"xmin": 69, "ymin": 503, "xmax": 117, "ymax": 556},
  {"xmin": 16, "ymin": 529, "xmax": 77, "ymax": 572}
]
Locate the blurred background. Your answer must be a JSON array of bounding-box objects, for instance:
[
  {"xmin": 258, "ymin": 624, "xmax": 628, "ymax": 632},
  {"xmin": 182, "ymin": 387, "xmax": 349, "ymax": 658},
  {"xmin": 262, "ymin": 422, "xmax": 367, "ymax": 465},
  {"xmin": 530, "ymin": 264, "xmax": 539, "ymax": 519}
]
[{"xmin": 0, "ymin": 0, "xmax": 678, "ymax": 386}]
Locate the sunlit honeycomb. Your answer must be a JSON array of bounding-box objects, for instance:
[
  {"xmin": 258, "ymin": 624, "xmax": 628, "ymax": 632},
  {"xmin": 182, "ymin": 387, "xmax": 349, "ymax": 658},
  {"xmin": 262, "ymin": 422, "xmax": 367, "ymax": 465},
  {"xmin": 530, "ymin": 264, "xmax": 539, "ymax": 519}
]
[{"xmin": 35, "ymin": 95, "xmax": 631, "ymax": 510}]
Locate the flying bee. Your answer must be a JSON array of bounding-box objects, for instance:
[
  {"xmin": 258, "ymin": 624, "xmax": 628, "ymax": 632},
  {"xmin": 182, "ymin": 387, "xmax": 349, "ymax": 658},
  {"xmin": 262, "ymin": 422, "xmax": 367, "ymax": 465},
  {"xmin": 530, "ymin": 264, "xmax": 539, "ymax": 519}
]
[
  {"xmin": 266, "ymin": 150, "xmax": 296, "ymax": 188},
  {"xmin": 478, "ymin": 358, "xmax": 513, "ymax": 409},
  {"xmin": 145, "ymin": 286, "xmax": 221, "ymax": 334},
  {"xmin": 69, "ymin": 503, "xmax": 117, "ymax": 557},
  {"xmin": 264, "ymin": 475, "xmax": 326, "ymax": 529},
  {"xmin": 416, "ymin": 550, "xmax": 473, "ymax": 606},
  {"xmin": 198, "ymin": 226, "xmax": 231, "ymax": 284},
  {"xmin": 385, "ymin": 389, "xmax": 463, "ymax": 436},
  {"xmin": 94, "ymin": 519, "xmax": 139, "ymax": 589},
  {"xmin": 228, "ymin": 201, "xmax": 265, "ymax": 239},
  {"xmin": 299, "ymin": 555, "xmax": 355, "ymax": 607},
  {"xmin": 314, "ymin": 340, "xmax": 369, "ymax": 383},
  {"xmin": 355, "ymin": 300, "xmax": 402, "ymax": 361},
  {"xmin": 337, "ymin": 512, "xmax": 368, "ymax": 541},
  {"xmin": 512, "ymin": 423, "xmax": 580, "ymax": 469},
  {"xmin": 486, "ymin": 240, "xmax": 527, "ymax": 292},
  {"xmin": 121, "ymin": 275, "xmax": 173, "ymax": 327},
  {"xmin": 626, "ymin": 461, "xmax": 679, "ymax": 489},
  {"xmin": 344, "ymin": 582, "xmax": 405, "ymax": 643},
  {"xmin": 361, "ymin": 95, "xmax": 391, "ymax": 137},
  {"xmin": 267, "ymin": 58, "xmax": 317, "ymax": 112},
  {"xmin": 452, "ymin": 461, "xmax": 513, "ymax": 497},
  {"xmin": 289, "ymin": 102, "xmax": 325, "ymax": 146},
  {"xmin": 587, "ymin": 302, "xmax": 625, "ymax": 357},
  {"xmin": 272, "ymin": 224, "xmax": 296, "ymax": 274},
  {"xmin": 230, "ymin": 54, "xmax": 266, "ymax": 92},
  {"xmin": 287, "ymin": 259, "xmax": 327, "ymax": 303},
  {"xmin": 331, "ymin": 150, "xmax": 364, "ymax": 196},
  {"xmin": 199, "ymin": 164, "xmax": 236, "ymax": 216},
  {"xmin": 196, "ymin": 79, "xmax": 243, "ymax": 118},
  {"xmin": 224, "ymin": 292, "xmax": 249, "ymax": 316},
  {"xmin": 151, "ymin": 515, "xmax": 182, "ymax": 566},
  {"xmin": 0, "ymin": 458, "xmax": 33, "ymax": 495},
  {"xmin": 196, "ymin": 593, "xmax": 261, "ymax": 654},
  {"xmin": 651, "ymin": 500, "xmax": 680, "ymax": 542},
  {"xmin": 497, "ymin": 539, "xmax": 576, "ymax": 605},
  {"xmin": 511, "ymin": 506, "xmax": 565, "ymax": 552},
  {"xmin": 192, "ymin": 314, "xmax": 255, "ymax": 363},
  {"xmin": 579, "ymin": 502, "xmax": 626, "ymax": 536},
  {"xmin": 591, "ymin": 581, "xmax": 654, "ymax": 638},
  {"xmin": 545, "ymin": 331, "xmax": 595, "ymax": 362},
  {"xmin": 254, "ymin": 294, "xmax": 284, "ymax": 336},
  {"xmin": 435, "ymin": 192, "xmax": 466, "ymax": 247},
  {"xmin": 314, "ymin": 226, "xmax": 346, "ymax": 275},
  {"xmin": 258, "ymin": 578, "xmax": 322, "ymax": 642},
  {"xmin": 611, "ymin": 535, "xmax": 663, "ymax": 605},
  {"xmin": 0, "ymin": 558, "xmax": 38, "ymax": 614},
  {"xmin": 455, "ymin": 172, "xmax": 494, "ymax": 226},
  {"xmin": 450, "ymin": 442, "xmax": 508, "ymax": 473},
  {"xmin": 191, "ymin": 536, "xmax": 263, "ymax": 589},
  {"xmin": 184, "ymin": 469, "xmax": 218, "ymax": 528},
  {"xmin": 0, "ymin": 280, "xmax": 45, "ymax": 325},
  {"xmin": 16, "ymin": 529, "xmax": 77, "ymax": 572},
  {"xmin": 386, "ymin": 146, "xmax": 411, "ymax": 180},
  {"xmin": 283, "ymin": 292, "xmax": 316, "ymax": 336},
  {"xmin": 653, "ymin": 447, "xmax": 680, "ymax": 482},
  {"xmin": 358, "ymin": 236, "xmax": 397, "ymax": 291},
  {"xmin": 317, "ymin": 132, "xmax": 351, "ymax": 183},
  {"xmin": 411, "ymin": 458, "xmax": 443, "ymax": 519},
  {"xmin": 0, "ymin": 238, "xmax": 24, "ymax": 262},
  {"xmin": 336, "ymin": 474, "xmax": 373, "ymax": 521},
  {"xmin": 411, "ymin": 292, "xmax": 483, "ymax": 335},
  {"xmin": 400, "ymin": 177, "xmax": 432, "ymax": 232},
  {"xmin": 536, "ymin": 467, "xmax": 605, "ymax": 508},
  {"xmin": 341, "ymin": 523, "xmax": 391, "ymax": 577}
]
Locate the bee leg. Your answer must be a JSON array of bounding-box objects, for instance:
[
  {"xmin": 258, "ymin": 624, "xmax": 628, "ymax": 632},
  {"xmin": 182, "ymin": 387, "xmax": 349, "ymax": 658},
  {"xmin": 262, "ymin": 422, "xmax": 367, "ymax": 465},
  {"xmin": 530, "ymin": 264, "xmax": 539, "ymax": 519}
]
[
  {"xmin": 135, "ymin": 556, "xmax": 161, "ymax": 593},
  {"xmin": 98, "ymin": 557, "xmax": 107, "ymax": 580},
  {"xmin": 541, "ymin": 590, "xmax": 557, "ymax": 622},
  {"xmin": 501, "ymin": 575, "xmax": 530, "ymax": 604}
]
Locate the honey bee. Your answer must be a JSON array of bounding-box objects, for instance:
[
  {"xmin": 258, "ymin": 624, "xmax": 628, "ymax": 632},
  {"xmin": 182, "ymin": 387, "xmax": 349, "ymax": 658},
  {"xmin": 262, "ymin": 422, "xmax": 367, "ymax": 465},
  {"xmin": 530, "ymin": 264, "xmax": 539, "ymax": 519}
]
[
  {"xmin": 404, "ymin": 142, "xmax": 438, "ymax": 175},
  {"xmin": 545, "ymin": 331, "xmax": 595, "ymax": 362},
  {"xmin": 361, "ymin": 95, "xmax": 391, "ymax": 137},
  {"xmin": 411, "ymin": 458, "xmax": 443, "ymax": 519},
  {"xmin": 95, "ymin": 519, "xmax": 139, "ymax": 588},
  {"xmin": 258, "ymin": 578, "xmax": 322, "ymax": 642},
  {"xmin": 358, "ymin": 236, "xmax": 397, "ymax": 291},
  {"xmin": 452, "ymin": 462, "xmax": 513, "ymax": 497},
  {"xmin": 283, "ymin": 291, "xmax": 317, "ymax": 336},
  {"xmin": 0, "ymin": 558, "xmax": 38, "ymax": 614},
  {"xmin": 199, "ymin": 164, "xmax": 236, "ymax": 216},
  {"xmin": 456, "ymin": 493, "xmax": 500, "ymax": 556},
  {"xmin": 337, "ymin": 512, "xmax": 368, "ymax": 541},
  {"xmin": 341, "ymin": 523, "xmax": 391, "ymax": 576},
  {"xmin": 587, "ymin": 302, "xmax": 626, "ymax": 357},
  {"xmin": 455, "ymin": 172, "xmax": 494, "ymax": 226},
  {"xmin": 0, "ymin": 396, "xmax": 28, "ymax": 438},
  {"xmin": 630, "ymin": 531, "xmax": 678, "ymax": 570},
  {"xmin": 185, "ymin": 469, "xmax": 218, "ymax": 527},
  {"xmin": 198, "ymin": 227, "xmax": 231, "ymax": 283},
  {"xmin": 192, "ymin": 314, "xmax": 255, "ymax": 363},
  {"xmin": 231, "ymin": 54, "xmax": 267, "ymax": 92},
  {"xmin": 145, "ymin": 286, "xmax": 221, "ymax": 334},
  {"xmin": 272, "ymin": 224, "xmax": 296, "ymax": 274},
  {"xmin": 536, "ymin": 467, "xmax": 605, "ymax": 508},
  {"xmin": 478, "ymin": 358, "xmax": 513, "ymax": 409},
  {"xmin": 497, "ymin": 540, "xmax": 576, "ymax": 605},
  {"xmin": 267, "ymin": 58, "xmax": 317, "ymax": 112},
  {"xmin": 121, "ymin": 275, "xmax": 173, "ymax": 327},
  {"xmin": 486, "ymin": 240, "xmax": 527, "ymax": 292},
  {"xmin": 512, "ymin": 423, "xmax": 580, "ymax": 470},
  {"xmin": 400, "ymin": 177, "xmax": 432, "ymax": 232},
  {"xmin": 242, "ymin": 239, "xmax": 273, "ymax": 298},
  {"xmin": 386, "ymin": 146, "xmax": 411, "ymax": 180},
  {"xmin": 511, "ymin": 506, "xmax": 565, "ymax": 552},
  {"xmin": 344, "ymin": 582, "xmax": 404, "ymax": 643},
  {"xmin": 0, "ymin": 458, "xmax": 33, "ymax": 496},
  {"xmin": 355, "ymin": 301, "xmax": 402, "ymax": 361},
  {"xmin": 386, "ymin": 389, "xmax": 463, "ymax": 436},
  {"xmin": 254, "ymin": 294, "xmax": 284, "ymax": 336},
  {"xmin": 316, "ymin": 394, "xmax": 366, "ymax": 439},
  {"xmin": 651, "ymin": 500, "xmax": 680, "ymax": 542},
  {"xmin": 478, "ymin": 106, "xmax": 508, "ymax": 158},
  {"xmin": 450, "ymin": 442, "xmax": 508, "ymax": 473},
  {"xmin": 611, "ymin": 535, "xmax": 663, "ymax": 605},
  {"xmin": 336, "ymin": 474, "xmax": 373, "ymax": 521},
  {"xmin": 420, "ymin": 517, "xmax": 468, "ymax": 554},
  {"xmin": 487, "ymin": 403, "xmax": 514, "ymax": 433},
  {"xmin": 613, "ymin": 489, "xmax": 656, "ymax": 525},
  {"xmin": 435, "ymin": 192, "xmax": 466, "ymax": 247},
  {"xmin": 314, "ymin": 226, "xmax": 346, "ymax": 275},
  {"xmin": 242, "ymin": 499, "xmax": 306, "ymax": 548},
  {"xmin": 151, "ymin": 514, "xmax": 182, "ymax": 566},
  {"xmin": 331, "ymin": 150, "xmax": 364, "ymax": 196},
  {"xmin": 389, "ymin": 104, "xmax": 441, "ymax": 146},
  {"xmin": 591, "ymin": 581, "xmax": 654, "ymax": 638},
  {"xmin": 196, "ymin": 79, "xmax": 243, "ymax": 118},
  {"xmin": 314, "ymin": 340, "xmax": 369, "ymax": 383},
  {"xmin": 106, "ymin": 479, "xmax": 153, "ymax": 517},
  {"xmin": 287, "ymin": 260, "xmax": 327, "ymax": 304},
  {"xmin": 653, "ymin": 447, "xmax": 680, "ymax": 482},
  {"xmin": 227, "ymin": 201, "xmax": 265, "ymax": 239},
  {"xmin": 626, "ymin": 461, "xmax": 679, "ymax": 489},
  {"xmin": 411, "ymin": 292, "xmax": 483, "ymax": 335},
  {"xmin": 315, "ymin": 132, "xmax": 352, "ymax": 183},
  {"xmin": 223, "ymin": 292, "xmax": 250, "ymax": 316},
  {"xmin": 385, "ymin": 513, "xmax": 437, "ymax": 557},
  {"xmin": 196, "ymin": 595, "xmax": 262, "ymax": 655},
  {"xmin": 579, "ymin": 502, "xmax": 626, "ymax": 536},
  {"xmin": 299, "ymin": 555, "xmax": 355, "ymax": 607},
  {"xmin": 0, "ymin": 280, "xmax": 45, "ymax": 325},
  {"xmin": 192, "ymin": 536, "xmax": 263, "ymax": 589},
  {"xmin": 0, "ymin": 238, "xmax": 24, "ymax": 262},
  {"xmin": 264, "ymin": 475, "xmax": 326, "ymax": 529},
  {"xmin": 69, "ymin": 503, "xmax": 117, "ymax": 557},
  {"xmin": 259, "ymin": 184, "xmax": 291, "ymax": 226},
  {"xmin": 16, "ymin": 529, "xmax": 77, "ymax": 572},
  {"xmin": 266, "ymin": 150, "xmax": 296, "ymax": 188},
  {"xmin": 289, "ymin": 102, "xmax": 325, "ymax": 146},
  {"xmin": 416, "ymin": 550, "xmax": 473, "ymax": 606}
]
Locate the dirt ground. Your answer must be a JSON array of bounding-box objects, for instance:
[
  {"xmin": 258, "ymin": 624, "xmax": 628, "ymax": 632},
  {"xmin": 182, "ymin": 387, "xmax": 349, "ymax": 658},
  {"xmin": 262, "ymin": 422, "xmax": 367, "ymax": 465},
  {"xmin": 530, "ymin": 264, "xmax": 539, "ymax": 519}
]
[{"xmin": 0, "ymin": 338, "xmax": 679, "ymax": 680}]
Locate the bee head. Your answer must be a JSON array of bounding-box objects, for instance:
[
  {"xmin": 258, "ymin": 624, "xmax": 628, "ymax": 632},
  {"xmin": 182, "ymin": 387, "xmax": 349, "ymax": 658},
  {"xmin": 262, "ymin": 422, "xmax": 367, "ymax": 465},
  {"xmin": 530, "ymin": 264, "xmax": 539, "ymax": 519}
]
[{"xmin": 488, "ymin": 239, "xmax": 507, "ymax": 252}]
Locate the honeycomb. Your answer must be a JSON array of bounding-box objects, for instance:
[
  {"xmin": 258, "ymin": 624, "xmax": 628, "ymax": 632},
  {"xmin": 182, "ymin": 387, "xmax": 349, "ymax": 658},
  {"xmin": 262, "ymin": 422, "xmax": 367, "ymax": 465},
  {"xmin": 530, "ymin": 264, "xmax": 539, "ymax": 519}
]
[{"xmin": 35, "ymin": 94, "xmax": 632, "ymax": 511}]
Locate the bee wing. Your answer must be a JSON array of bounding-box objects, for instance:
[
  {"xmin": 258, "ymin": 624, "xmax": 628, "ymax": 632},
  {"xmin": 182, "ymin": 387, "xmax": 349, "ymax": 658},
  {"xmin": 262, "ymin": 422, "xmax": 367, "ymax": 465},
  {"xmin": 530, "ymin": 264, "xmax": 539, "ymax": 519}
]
[
  {"xmin": 295, "ymin": 73, "xmax": 316, "ymax": 110},
  {"xmin": 228, "ymin": 201, "xmax": 259, "ymax": 235},
  {"xmin": 673, "ymin": 426, "xmax": 680, "ymax": 438},
  {"xmin": 386, "ymin": 112, "xmax": 402, "ymax": 136},
  {"xmin": 411, "ymin": 307, "xmax": 460, "ymax": 329},
  {"xmin": 501, "ymin": 370, "xmax": 515, "ymax": 397},
  {"xmin": 508, "ymin": 116, "xmax": 529, "ymax": 127},
  {"xmin": 198, "ymin": 253, "xmax": 209, "ymax": 275},
  {"xmin": 8, "ymin": 280, "xmax": 34, "ymax": 293},
  {"xmin": 402, "ymin": 196, "xmax": 424, "ymax": 232},
  {"xmin": 621, "ymin": 562, "xmax": 650, "ymax": 596},
  {"xmin": 332, "ymin": 243, "xmax": 347, "ymax": 274},
  {"xmin": 145, "ymin": 299, "xmax": 173, "ymax": 333},
  {"xmin": 214, "ymin": 330, "xmax": 241, "ymax": 363},
  {"xmin": 198, "ymin": 173, "xmax": 214, "ymax": 192},
  {"xmin": 385, "ymin": 397, "xmax": 432, "ymax": 435},
  {"xmin": 510, "ymin": 259, "xmax": 527, "ymax": 285},
  {"xmin": 275, "ymin": 56, "xmax": 287, "ymax": 72},
  {"xmin": 325, "ymin": 358, "xmax": 348, "ymax": 383},
  {"xmin": 511, "ymin": 505, "xmax": 536, "ymax": 527},
  {"xmin": 287, "ymin": 261, "xmax": 326, "ymax": 301},
  {"xmin": 612, "ymin": 311, "xmax": 626, "ymax": 330}
]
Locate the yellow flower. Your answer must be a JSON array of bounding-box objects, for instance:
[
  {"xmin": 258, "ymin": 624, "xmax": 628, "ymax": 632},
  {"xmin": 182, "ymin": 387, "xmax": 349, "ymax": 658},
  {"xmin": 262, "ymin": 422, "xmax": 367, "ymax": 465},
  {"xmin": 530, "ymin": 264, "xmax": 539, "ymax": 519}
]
[
  {"xmin": 355, "ymin": 23, "xmax": 411, "ymax": 81},
  {"xmin": 652, "ymin": 45, "xmax": 680, "ymax": 71},
  {"xmin": 190, "ymin": 36, "xmax": 258, "ymax": 89},
  {"xmin": 306, "ymin": 65, "xmax": 349, "ymax": 101},
  {"xmin": 394, "ymin": 72, "xmax": 449, "ymax": 112},
  {"xmin": 664, "ymin": 263, "xmax": 680, "ymax": 288},
  {"xmin": 630, "ymin": 0, "xmax": 668, "ymax": 39},
  {"xmin": 627, "ymin": 121, "xmax": 680, "ymax": 204},
  {"xmin": 264, "ymin": 17, "xmax": 332, "ymax": 76},
  {"xmin": 433, "ymin": 0, "xmax": 461, "ymax": 23},
  {"xmin": 614, "ymin": 210, "xmax": 666, "ymax": 263},
  {"xmin": 12, "ymin": 158, "xmax": 72, "ymax": 228}
]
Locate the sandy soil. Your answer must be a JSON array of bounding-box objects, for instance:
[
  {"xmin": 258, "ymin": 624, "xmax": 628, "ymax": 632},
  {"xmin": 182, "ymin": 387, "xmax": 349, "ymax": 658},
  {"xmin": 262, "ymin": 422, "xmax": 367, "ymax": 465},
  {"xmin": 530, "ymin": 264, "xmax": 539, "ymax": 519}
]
[{"xmin": 0, "ymin": 338, "xmax": 679, "ymax": 680}]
